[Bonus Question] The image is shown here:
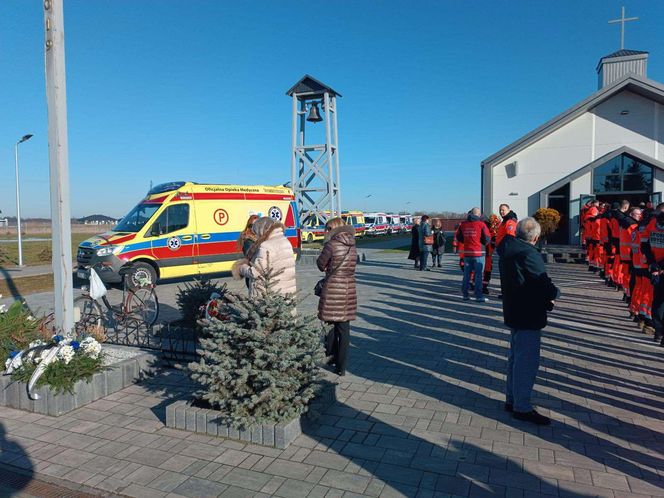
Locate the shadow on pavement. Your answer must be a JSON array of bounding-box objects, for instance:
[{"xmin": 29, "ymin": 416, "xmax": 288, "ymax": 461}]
[
  {"xmin": 347, "ymin": 263, "xmax": 664, "ymax": 493},
  {"xmin": 0, "ymin": 422, "xmax": 33, "ymax": 495}
]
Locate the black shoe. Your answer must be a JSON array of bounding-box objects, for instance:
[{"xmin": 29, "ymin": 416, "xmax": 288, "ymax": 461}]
[
  {"xmin": 512, "ymin": 410, "xmax": 551, "ymax": 425},
  {"xmin": 497, "ymin": 294, "xmax": 503, "ymax": 300},
  {"xmin": 437, "ymin": 264, "xmax": 442, "ymax": 268},
  {"xmin": 336, "ymin": 369, "xmax": 346, "ymax": 376},
  {"xmin": 482, "ymin": 285, "xmax": 490, "ymax": 295},
  {"xmin": 599, "ymin": 270, "xmax": 605, "ymax": 278},
  {"xmin": 588, "ymin": 266, "xmax": 594, "ymax": 272},
  {"xmin": 504, "ymin": 403, "xmax": 513, "ymax": 413}
]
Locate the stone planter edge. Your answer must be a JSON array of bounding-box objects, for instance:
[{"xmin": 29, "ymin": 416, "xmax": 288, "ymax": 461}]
[
  {"xmin": 165, "ymin": 377, "xmax": 339, "ymax": 449},
  {"xmin": 0, "ymin": 350, "xmax": 160, "ymax": 416}
]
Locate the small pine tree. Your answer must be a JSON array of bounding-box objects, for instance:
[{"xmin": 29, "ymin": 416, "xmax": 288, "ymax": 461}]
[{"xmin": 188, "ymin": 258, "xmax": 325, "ymax": 429}]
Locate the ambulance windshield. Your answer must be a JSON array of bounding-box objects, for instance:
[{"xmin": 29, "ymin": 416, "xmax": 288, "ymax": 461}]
[
  {"xmin": 365, "ymin": 217, "xmax": 376, "ymax": 224},
  {"xmin": 115, "ymin": 203, "xmax": 161, "ymax": 233}
]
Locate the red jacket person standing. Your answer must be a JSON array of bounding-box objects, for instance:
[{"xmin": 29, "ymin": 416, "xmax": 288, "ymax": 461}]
[{"xmin": 457, "ymin": 207, "xmax": 491, "ymax": 302}]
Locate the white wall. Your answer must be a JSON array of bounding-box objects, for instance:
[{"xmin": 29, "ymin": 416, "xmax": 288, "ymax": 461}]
[
  {"xmin": 490, "ymin": 112, "xmax": 593, "ymax": 217},
  {"xmin": 594, "ymin": 90, "xmax": 658, "ymax": 157}
]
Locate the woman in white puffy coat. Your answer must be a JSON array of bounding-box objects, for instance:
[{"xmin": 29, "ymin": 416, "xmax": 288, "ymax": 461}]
[{"xmin": 235, "ymin": 217, "xmax": 296, "ymax": 296}]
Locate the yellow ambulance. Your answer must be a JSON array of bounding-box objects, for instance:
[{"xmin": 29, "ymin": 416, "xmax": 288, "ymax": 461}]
[
  {"xmin": 76, "ymin": 182, "xmax": 301, "ymax": 287},
  {"xmin": 341, "ymin": 211, "xmax": 366, "ymax": 238}
]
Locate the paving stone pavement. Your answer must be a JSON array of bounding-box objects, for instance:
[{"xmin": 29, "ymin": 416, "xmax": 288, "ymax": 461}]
[{"xmin": 2, "ymin": 249, "xmax": 664, "ymax": 498}]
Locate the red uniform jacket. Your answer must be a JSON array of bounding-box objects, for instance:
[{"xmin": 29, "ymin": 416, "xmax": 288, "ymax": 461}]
[
  {"xmin": 496, "ymin": 211, "xmax": 517, "ymax": 247},
  {"xmin": 642, "ymin": 217, "xmax": 664, "ymax": 266},
  {"xmin": 456, "ymin": 215, "xmax": 491, "ymax": 258},
  {"xmin": 586, "ymin": 206, "xmax": 600, "ymax": 240}
]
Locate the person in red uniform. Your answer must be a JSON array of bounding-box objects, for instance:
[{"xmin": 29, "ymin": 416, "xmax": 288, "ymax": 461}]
[
  {"xmin": 585, "ymin": 200, "xmax": 601, "ymax": 272},
  {"xmin": 598, "ymin": 204, "xmax": 610, "ymax": 279},
  {"xmin": 595, "ymin": 203, "xmax": 608, "ymax": 278},
  {"xmin": 453, "ymin": 224, "xmax": 464, "ymax": 271},
  {"xmin": 621, "ymin": 207, "xmax": 641, "ymax": 305},
  {"xmin": 457, "ymin": 207, "xmax": 491, "ymax": 302},
  {"xmin": 631, "ymin": 208, "xmax": 653, "ymax": 327},
  {"xmin": 637, "ymin": 208, "xmax": 656, "ymax": 333},
  {"xmin": 496, "ymin": 204, "xmax": 518, "ymax": 247},
  {"xmin": 494, "ymin": 204, "xmax": 518, "ymax": 299},
  {"xmin": 640, "ymin": 203, "xmax": 664, "ymax": 345},
  {"xmin": 617, "ymin": 202, "xmax": 635, "ymax": 298},
  {"xmin": 483, "ymin": 214, "xmax": 501, "ymax": 295},
  {"xmin": 610, "ymin": 201, "xmax": 630, "ymax": 288},
  {"xmin": 580, "ymin": 200, "xmax": 592, "ymax": 251}
]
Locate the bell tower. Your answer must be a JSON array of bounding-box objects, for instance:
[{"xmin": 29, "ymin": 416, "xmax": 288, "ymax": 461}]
[{"xmin": 286, "ymin": 75, "xmax": 342, "ymax": 222}]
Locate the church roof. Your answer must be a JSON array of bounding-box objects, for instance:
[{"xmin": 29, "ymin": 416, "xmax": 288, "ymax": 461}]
[
  {"xmin": 601, "ymin": 49, "xmax": 649, "ymax": 59},
  {"xmin": 286, "ymin": 75, "xmax": 341, "ymax": 97},
  {"xmin": 482, "ymin": 74, "xmax": 664, "ymax": 167}
]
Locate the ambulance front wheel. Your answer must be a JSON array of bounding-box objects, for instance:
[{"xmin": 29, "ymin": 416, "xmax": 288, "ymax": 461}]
[{"xmin": 126, "ymin": 262, "xmax": 157, "ymax": 290}]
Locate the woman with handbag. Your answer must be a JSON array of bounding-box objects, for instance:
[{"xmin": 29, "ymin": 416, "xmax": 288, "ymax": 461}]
[
  {"xmin": 419, "ymin": 215, "xmax": 433, "ymax": 271},
  {"xmin": 316, "ymin": 217, "xmax": 357, "ymax": 376}
]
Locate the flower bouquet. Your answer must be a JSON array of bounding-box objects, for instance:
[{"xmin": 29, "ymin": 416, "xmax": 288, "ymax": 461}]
[{"xmin": 1, "ymin": 297, "xmax": 106, "ymax": 397}]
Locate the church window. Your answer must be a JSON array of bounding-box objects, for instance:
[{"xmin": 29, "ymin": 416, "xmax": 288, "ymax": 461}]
[{"xmin": 592, "ymin": 153, "xmax": 653, "ymax": 194}]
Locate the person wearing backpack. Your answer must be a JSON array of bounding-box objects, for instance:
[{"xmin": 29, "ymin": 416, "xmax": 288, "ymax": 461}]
[{"xmin": 317, "ymin": 217, "xmax": 358, "ymax": 376}]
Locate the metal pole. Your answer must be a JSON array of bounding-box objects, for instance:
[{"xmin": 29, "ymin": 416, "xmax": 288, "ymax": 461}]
[
  {"xmin": 332, "ymin": 95, "xmax": 341, "ymax": 215},
  {"xmin": 44, "ymin": 0, "xmax": 74, "ymax": 333},
  {"xmin": 323, "ymin": 92, "xmax": 334, "ymax": 216},
  {"xmin": 291, "ymin": 94, "xmax": 297, "ymax": 206},
  {"xmin": 14, "ymin": 143, "xmax": 24, "ymax": 267}
]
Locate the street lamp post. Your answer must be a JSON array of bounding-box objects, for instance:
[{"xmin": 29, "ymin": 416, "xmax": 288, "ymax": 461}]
[{"xmin": 14, "ymin": 134, "xmax": 33, "ymax": 267}]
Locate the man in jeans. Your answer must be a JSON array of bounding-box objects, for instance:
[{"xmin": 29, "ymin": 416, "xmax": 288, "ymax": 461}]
[
  {"xmin": 498, "ymin": 217, "xmax": 559, "ymax": 425},
  {"xmin": 456, "ymin": 207, "xmax": 491, "ymax": 302}
]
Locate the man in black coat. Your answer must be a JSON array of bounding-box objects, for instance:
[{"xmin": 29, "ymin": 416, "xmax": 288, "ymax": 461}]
[{"xmin": 498, "ymin": 217, "xmax": 559, "ymax": 425}]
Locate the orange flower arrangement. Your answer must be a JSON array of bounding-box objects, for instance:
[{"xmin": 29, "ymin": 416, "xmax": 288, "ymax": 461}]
[{"xmin": 487, "ymin": 214, "xmax": 501, "ymax": 236}]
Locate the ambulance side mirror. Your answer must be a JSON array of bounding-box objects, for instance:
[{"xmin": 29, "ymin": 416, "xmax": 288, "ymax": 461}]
[{"xmin": 150, "ymin": 222, "xmax": 161, "ymax": 237}]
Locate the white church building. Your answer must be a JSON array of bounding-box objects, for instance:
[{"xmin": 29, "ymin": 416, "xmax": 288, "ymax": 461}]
[{"xmin": 481, "ymin": 49, "xmax": 664, "ymax": 245}]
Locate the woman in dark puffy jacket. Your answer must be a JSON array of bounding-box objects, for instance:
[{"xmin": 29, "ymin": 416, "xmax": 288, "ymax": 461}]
[{"xmin": 317, "ymin": 217, "xmax": 357, "ymax": 376}]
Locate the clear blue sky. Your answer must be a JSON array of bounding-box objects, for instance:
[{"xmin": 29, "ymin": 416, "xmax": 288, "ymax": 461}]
[{"xmin": 1, "ymin": 0, "xmax": 663, "ymax": 218}]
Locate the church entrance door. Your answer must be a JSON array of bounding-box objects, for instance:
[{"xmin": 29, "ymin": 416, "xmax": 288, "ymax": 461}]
[{"xmin": 547, "ymin": 183, "xmax": 569, "ymax": 245}]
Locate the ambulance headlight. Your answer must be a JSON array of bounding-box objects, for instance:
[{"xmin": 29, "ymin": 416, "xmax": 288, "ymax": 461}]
[{"xmin": 96, "ymin": 245, "xmax": 123, "ymax": 257}]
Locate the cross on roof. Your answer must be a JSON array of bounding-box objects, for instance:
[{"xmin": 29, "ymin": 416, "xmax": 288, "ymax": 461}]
[{"xmin": 608, "ymin": 6, "xmax": 638, "ymax": 50}]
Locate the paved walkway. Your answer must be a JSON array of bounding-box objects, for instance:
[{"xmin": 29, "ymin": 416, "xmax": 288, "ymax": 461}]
[{"xmin": 1, "ymin": 251, "xmax": 664, "ymax": 497}]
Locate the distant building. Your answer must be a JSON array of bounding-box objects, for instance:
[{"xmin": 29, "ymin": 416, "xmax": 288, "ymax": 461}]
[
  {"xmin": 77, "ymin": 214, "xmax": 118, "ymax": 225},
  {"xmin": 0, "ymin": 218, "xmax": 7, "ymax": 228},
  {"xmin": 482, "ymin": 48, "xmax": 664, "ymax": 244}
]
